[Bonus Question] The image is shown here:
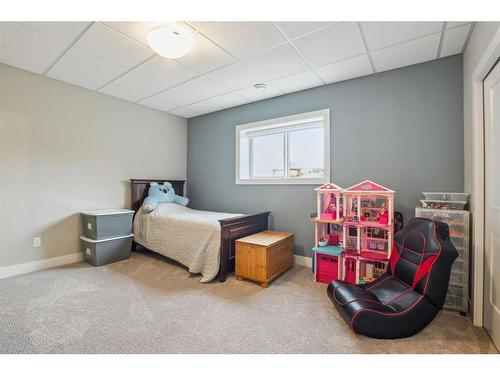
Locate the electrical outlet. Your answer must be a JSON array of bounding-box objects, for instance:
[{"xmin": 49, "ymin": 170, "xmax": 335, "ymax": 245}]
[{"xmin": 33, "ymin": 237, "xmax": 41, "ymax": 247}]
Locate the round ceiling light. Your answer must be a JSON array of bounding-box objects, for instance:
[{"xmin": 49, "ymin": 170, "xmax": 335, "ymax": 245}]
[{"xmin": 147, "ymin": 24, "xmax": 194, "ymax": 59}]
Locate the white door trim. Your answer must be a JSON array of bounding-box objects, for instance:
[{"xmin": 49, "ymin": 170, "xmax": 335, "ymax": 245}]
[{"xmin": 471, "ymin": 27, "xmax": 500, "ymax": 326}]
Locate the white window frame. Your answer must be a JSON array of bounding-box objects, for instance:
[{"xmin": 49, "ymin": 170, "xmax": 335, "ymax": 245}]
[{"xmin": 235, "ymin": 109, "xmax": 330, "ymax": 185}]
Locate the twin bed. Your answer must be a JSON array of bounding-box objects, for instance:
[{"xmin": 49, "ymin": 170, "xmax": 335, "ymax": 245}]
[{"xmin": 130, "ymin": 179, "xmax": 270, "ymax": 282}]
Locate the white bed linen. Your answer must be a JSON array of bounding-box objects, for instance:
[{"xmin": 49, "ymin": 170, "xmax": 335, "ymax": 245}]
[{"xmin": 133, "ymin": 202, "xmax": 241, "ymax": 282}]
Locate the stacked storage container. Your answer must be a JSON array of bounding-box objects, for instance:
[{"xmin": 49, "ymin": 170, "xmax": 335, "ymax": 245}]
[
  {"xmin": 415, "ymin": 192, "xmax": 469, "ymax": 315},
  {"xmin": 80, "ymin": 209, "xmax": 135, "ymax": 266}
]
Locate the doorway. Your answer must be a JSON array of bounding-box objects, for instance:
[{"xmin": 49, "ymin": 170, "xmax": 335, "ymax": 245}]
[{"xmin": 483, "ymin": 59, "xmax": 500, "ymax": 349}]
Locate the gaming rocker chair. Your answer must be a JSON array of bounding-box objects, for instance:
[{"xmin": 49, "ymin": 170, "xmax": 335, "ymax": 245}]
[{"xmin": 327, "ymin": 217, "xmax": 458, "ymax": 339}]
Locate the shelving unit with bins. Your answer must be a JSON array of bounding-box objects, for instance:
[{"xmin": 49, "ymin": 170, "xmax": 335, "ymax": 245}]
[{"xmin": 415, "ymin": 207, "xmax": 470, "ymax": 314}]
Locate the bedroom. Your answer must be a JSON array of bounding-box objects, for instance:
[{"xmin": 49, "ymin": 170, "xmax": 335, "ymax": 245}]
[{"xmin": 1, "ymin": 0, "xmax": 499, "ymax": 372}]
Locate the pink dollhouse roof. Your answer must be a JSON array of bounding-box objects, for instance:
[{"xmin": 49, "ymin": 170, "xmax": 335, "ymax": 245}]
[
  {"xmin": 343, "ymin": 180, "xmax": 395, "ymax": 193},
  {"xmin": 315, "ymin": 183, "xmax": 343, "ymax": 192}
]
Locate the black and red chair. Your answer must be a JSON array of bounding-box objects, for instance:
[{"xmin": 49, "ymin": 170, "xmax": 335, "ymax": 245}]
[{"xmin": 327, "ymin": 217, "xmax": 458, "ymax": 339}]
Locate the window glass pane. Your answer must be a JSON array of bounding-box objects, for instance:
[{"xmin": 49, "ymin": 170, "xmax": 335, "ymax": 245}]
[
  {"xmin": 251, "ymin": 133, "xmax": 284, "ymax": 177},
  {"xmin": 288, "ymin": 127, "xmax": 324, "ymax": 178}
]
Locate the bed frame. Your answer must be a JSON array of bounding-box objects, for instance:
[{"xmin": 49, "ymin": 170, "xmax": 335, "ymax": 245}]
[{"xmin": 130, "ymin": 179, "xmax": 270, "ymax": 282}]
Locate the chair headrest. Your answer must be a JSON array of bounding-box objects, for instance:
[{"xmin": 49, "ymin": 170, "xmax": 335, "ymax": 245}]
[{"xmin": 394, "ymin": 217, "xmax": 447, "ymax": 256}]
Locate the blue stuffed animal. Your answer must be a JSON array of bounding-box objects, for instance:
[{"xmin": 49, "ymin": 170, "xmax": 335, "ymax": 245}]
[{"xmin": 142, "ymin": 182, "xmax": 189, "ymax": 212}]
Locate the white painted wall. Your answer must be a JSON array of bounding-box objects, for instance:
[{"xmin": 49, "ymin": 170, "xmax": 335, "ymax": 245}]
[
  {"xmin": 463, "ymin": 22, "xmax": 500, "ymax": 322},
  {"xmin": 0, "ymin": 63, "xmax": 187, "ymax": 268},
  {"xmin": 464, "ymin": 22, "xmax": 500, "ymax": 197}
]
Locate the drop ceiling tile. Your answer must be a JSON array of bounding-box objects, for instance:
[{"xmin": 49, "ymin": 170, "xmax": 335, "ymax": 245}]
[
  {"xmin": 203, "ymin": 61, "xmax": 262, "ymax": 91},
  {"xmin": 315, "ymin": 54, "xmax": 373, "ymax": 84},
  {"xmin": 130, "ymin": 55, "xmax": 198, "ymax": 89},
  {"xmin": 169, "ymin": 107, "xmax": 200, "ymax": 118},
  {"xmin": 237, "ymin": 84, "xmax": 283, "ymax": 102},
  {"xmin": 446, "ymin": 22, "xmax": 471, "ymax": 29},
  {"xmin": 139, "ymin": 94, "xmax": 179, "ymax": 112},
  {"xmin": 1, "ymin": 22, "xmax": 67, "ymax": 62},
  {"xmin": 170, "ymin": 75, "xmax": 230, "ymax": 101},
  {"xmin": 139, "ymin": 75, "xmax": 228, "ymax": 110},
  {"xmin": 99, "ymin": 72, "xmax": 167, "ymax": 102},
  {"xmin": 270, "ymin": 70, "xmax": 323, "ymax": 93},
  {"xmin": 186, "ymin": 22, "xmax": 215, "ymax": 31},
  {"xmin": 19, "ymin": 22, "xmax": 91, "ymax": 43},
  {"xmin": 361, "ymin": 22, "xmax": 443, "ymax": 50},
  {"xmin": 102, "ymin": 21, "xmax": 159, "ymax": 46},
  {"xmin": 47, "ymin": 65, "xmax": 105, "ymax": 90},
  {"xmin": 51, "ymin": 47, "xmax": 127, "ymax": 82},
  {"xmin": 275, "ymin": 22, "xmax": 340, "ymax": 40},
  {"xmin": 139, "ymin": 90, "xmax": 191, "ymax": 110},
  {"xmin": 371, "ymin": 33, "xmax": 441, "ymax": 72},
  {"xmin": 99, "ymin": 81, "xmax": 145, "ymax": 103},
  {"xmin": 209, "ymin": 92, "xmax": 251, "ymax": 108},
  {"xmin": 175, "ymin": 31, "xmax": 235, "ymax": 74},
  {"xmin": 293, "ymin": 22, "xmax": 366, "ymax": 67},
  {"xmin": 0, "ymin": 46, "xmax": 51, "ymax": 74},
  {"xmin": 440, "ymin": 24, "xmax": 471, "ymax": 57},
  {"xmin": 200, "ymin": 22, "xmax": 286, "ymax": 58},
  {"xmin": 183, "ymin": 99, "xmax": 222, "ymax": 115},
  {"xmin": 75, "ymin": 22, "xmax": 154, "ymax": 68},
  {"xmin": 243, "ymin": 43, "xmax": 309, "ymax": 81}
]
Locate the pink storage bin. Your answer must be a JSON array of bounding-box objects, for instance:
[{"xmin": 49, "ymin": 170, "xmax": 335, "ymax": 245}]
[{"xmin": 316, "ymin": 253, "xmax": 340, "ymax": 284}]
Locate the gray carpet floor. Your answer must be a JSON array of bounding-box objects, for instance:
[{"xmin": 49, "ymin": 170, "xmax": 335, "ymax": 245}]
[{"xmin": 0, "ymin": 251, "xmax": 497, "ymax": 354}]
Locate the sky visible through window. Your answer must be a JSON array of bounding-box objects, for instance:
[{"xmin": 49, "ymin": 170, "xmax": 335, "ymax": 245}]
[
  {"xmin": 289, "ymin": 127, "xmax": 324, "ymax": 177},
  {"xmin": 251, "ymin": 127, "xmax": 324, "ymax": 178},
  {"xmin": 252, "ymin": 133, "xmax": 284, "ymax": 177}
]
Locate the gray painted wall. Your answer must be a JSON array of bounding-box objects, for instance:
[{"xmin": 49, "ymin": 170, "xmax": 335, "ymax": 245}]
[{"xmin": 187, "ymin": 55, "xmax": 464, "ymax": 257}]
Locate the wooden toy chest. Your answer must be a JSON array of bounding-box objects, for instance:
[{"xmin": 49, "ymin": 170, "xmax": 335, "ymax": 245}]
[{"xmin": 235, "ymin": 230, "xmax": 294, "ymax": 287}]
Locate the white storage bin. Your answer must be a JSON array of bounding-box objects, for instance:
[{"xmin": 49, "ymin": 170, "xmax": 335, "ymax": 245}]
[
  {"xmin": 415, "ymin": 207, "xmax": 470, "ymax": 314},
  {"xmin": 422, "ymin": 192, "xmax": 469, "ymax": 202}
]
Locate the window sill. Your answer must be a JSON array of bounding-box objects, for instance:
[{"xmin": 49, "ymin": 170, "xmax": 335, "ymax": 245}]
[{"xmin": 235, "ymin": 177, "xmax": 330, "ymax": 185}]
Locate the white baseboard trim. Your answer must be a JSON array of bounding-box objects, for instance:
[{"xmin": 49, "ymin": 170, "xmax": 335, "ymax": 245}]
[
  {"xmin": 0, "ymin": 252, "xmax": 83, "ymax": 280},
  {"xmin": 294, "ymin": 254, "xmax": 312, "ymax": 268},
  {"xmin": 0, "ymin": 252, "xmax": 309, "ymax": 279}
]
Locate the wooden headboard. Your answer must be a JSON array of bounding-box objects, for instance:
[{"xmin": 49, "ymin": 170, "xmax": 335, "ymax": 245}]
[{"xmin": 130, "ymin": 179, "xmax": 185, "ymax": 213}]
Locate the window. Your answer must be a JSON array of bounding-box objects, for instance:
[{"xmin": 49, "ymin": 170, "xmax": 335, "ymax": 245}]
[{"xmin": 236, "ymin": 109, "xmax": 330, "ymax": 184}]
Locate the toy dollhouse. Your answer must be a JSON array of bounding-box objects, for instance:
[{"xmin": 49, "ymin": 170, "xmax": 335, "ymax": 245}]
[{"xmin": 312, "ymin": 180, "xmax": 395, "ymax": 285}]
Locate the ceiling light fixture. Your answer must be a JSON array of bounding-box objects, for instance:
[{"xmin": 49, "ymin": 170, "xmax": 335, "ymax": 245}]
[
  {"xmin": 254, "ymin": 83, "xmax": 267, "ymax": 92},
  {"xmin": 147, "ymin": 23, "xmax": 194, "ymax": 59}
]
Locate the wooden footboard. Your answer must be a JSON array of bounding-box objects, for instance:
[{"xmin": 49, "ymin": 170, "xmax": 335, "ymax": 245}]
[{"xmin": 218, "ymin": 212, "xmax": 270, "ymax": 282}]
